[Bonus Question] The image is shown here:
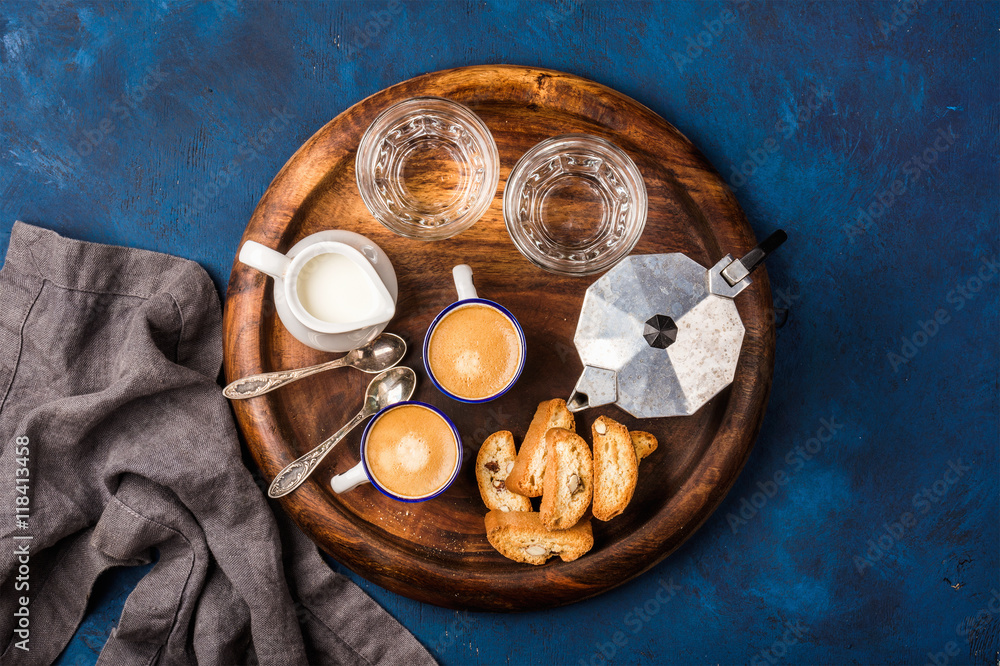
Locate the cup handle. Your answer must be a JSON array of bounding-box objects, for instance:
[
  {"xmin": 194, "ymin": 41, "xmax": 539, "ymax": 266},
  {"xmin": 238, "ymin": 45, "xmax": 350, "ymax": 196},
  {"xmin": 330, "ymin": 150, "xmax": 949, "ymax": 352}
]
[
  {"xmin": 240, "ymin": 240, "xmax": 291, "ymax": 280},
  {"xmin": 453, "ymin": 264, "xmax": 478, "ymax": 300},
  {"xmin": 330, "ymin": 462, "xmax": 370, "ymax": 494}
]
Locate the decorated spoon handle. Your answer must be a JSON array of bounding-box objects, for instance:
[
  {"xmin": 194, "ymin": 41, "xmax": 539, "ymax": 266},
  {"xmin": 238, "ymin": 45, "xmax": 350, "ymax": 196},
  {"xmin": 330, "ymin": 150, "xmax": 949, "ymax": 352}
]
[
  {"xmin": 224, "ymin": 357, "xmax": 347, "ymax": 399},
  {"xmin": 267, "ymin": 408, "xmax": 370, "ymax": 498}
]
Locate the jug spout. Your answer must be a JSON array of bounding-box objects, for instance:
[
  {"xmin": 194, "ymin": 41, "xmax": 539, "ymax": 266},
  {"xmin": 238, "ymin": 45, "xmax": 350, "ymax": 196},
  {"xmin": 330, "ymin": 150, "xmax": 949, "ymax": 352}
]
[{"xmin": 566, "ymin": 366, "xmax": 617, "ymax": 413}]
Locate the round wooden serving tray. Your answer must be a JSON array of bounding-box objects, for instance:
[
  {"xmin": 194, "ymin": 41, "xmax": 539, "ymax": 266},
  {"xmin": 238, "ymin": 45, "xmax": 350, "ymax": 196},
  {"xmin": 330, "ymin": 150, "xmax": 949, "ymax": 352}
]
[{"xmin": 223, "ymin": 65, "xmax": 775, "ymax": 611}]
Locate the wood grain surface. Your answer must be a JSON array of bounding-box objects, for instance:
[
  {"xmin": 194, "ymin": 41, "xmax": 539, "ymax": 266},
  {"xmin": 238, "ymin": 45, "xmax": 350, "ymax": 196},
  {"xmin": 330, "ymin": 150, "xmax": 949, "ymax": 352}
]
[{"xmin": 222, "ymin": 65, "xmax": 774, "ymax": 611}]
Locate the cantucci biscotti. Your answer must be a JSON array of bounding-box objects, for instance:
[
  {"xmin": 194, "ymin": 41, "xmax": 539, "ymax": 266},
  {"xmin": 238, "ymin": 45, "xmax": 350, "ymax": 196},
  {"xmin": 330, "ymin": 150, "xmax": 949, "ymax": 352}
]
[
  {"xmin": 476, "ymin": 431, "xmax": 532, "ymax": 513},
  {"xmin": 485, "ymin": 510, "xmax": 593, "ymax": 565}
]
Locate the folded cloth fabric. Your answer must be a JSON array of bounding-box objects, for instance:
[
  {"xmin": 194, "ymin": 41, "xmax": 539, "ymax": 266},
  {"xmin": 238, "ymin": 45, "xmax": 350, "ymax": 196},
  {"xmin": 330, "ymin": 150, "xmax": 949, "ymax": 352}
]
[{"xmin": 0, "ymin": 222, "xmax": 435, "ymax": 666}]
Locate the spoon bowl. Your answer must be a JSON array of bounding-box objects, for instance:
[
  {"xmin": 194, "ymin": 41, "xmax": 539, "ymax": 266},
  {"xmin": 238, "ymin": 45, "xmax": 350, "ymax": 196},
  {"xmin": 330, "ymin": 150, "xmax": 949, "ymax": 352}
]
[
  {"xmin": 267, "ymin": 366, "xmax": 417, "ymax": 498},
  {"xmin": 368, "ymin": 366, "xmax": 417, "ymax": 411},
  {"xmin": 350, "ymin": 333, "xmax": 408, "ymax": 373},
  {"xmin": 225, "ymin": 333, "xmax": 406, "ymax": 399}
]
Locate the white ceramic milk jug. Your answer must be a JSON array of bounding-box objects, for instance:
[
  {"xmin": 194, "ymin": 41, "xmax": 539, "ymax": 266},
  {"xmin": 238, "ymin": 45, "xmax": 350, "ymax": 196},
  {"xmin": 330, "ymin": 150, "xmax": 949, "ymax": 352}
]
[{"xmin": 239, "ymin": 230, "xmax": 398, "ymax": 352}]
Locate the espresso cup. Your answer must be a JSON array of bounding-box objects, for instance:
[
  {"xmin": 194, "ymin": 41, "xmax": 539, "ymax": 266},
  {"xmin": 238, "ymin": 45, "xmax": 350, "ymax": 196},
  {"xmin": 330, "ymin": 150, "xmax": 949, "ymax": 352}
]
[
  {"xmin": 330, "ymin": 401, "xmax": 462, "ymax": 502},
  {"xmin": 423, "ymin": 265, "xmax": 526, "ymax": 403}
]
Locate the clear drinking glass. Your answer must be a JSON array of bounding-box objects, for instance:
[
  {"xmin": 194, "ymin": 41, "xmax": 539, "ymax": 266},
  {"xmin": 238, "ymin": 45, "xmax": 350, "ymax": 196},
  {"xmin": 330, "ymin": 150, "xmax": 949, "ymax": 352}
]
[
  {"xmin": 503, "ymin": 134, "xmax": 647, "ymax": 276},
  {"xmin": 356, "ymin": 97, "xmax": 499, "ymax": 241}
]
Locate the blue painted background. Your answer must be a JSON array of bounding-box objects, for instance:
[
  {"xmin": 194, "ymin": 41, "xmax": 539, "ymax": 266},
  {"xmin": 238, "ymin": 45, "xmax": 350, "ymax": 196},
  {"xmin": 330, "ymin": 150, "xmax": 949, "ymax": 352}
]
[{"xmin": 1, "ymin": 0, "xmax": 997, "ymax": 664}]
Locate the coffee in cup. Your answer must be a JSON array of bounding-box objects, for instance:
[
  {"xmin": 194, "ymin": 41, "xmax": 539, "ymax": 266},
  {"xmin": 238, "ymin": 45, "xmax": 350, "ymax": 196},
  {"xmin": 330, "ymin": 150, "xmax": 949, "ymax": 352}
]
[
  {"xmin": 365, "ymin": 403, "xmax": 459, "ymax": 498},
  {"xmin": 330, "ymin": 401, "xmax": 462, "ymax": 502},
  {"xmin": 423, "ymin": 265, "xmax": 525, "ymax": 403},
  {"xmin": 427, "ymin": 303, "xmax": 522, "ymax": 400}
]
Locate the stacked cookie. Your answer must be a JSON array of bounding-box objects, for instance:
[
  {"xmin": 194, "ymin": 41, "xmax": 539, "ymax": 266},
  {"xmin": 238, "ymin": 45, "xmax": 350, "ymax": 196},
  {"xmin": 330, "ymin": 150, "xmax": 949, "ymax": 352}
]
[{"xmin": 476, "ymin": 399, "xmax": 658, "ymax": 565}]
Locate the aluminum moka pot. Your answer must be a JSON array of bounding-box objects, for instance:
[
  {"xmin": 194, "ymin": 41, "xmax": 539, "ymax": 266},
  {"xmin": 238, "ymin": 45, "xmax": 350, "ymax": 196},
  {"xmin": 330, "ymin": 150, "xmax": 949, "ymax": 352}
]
[{"xmin": 566, "ymin": 231, "xmax": 786, "ymax": 419}]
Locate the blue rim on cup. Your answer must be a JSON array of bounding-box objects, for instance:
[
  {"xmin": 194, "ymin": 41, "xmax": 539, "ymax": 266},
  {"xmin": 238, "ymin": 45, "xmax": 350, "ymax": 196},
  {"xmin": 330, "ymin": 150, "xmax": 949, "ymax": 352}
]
[
  {"xmin": 358, "ymin": 401, "xmax": 463, "ymax": 503},
  {"xmin": 422, "ymin": 297, "xmax": 527, "ymax": 404}
]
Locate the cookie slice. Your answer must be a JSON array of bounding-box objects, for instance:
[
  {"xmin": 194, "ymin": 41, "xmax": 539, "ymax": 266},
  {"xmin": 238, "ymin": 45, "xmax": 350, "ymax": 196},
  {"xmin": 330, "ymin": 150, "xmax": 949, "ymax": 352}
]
[
  {"xmin": 592, "ymin": 416, "xmax": 638, "ymax": 521},
  {"xmin": 476, "ymin": 431, "xmax": 532, "ymax": 513},
  {"xmin": 631, "ymin": 431, "xmax": 658, "ymax": 463},
  {"xmin": 507, "ymin": 399, "xmax": 575, "ymax": 497},
  {"xmin": 485, "ymin": 510, "xmax": 593, "ymax": 565},
  {"xmin": 540, "ymin": 428, "xmax": 593, "ymax": 530}
]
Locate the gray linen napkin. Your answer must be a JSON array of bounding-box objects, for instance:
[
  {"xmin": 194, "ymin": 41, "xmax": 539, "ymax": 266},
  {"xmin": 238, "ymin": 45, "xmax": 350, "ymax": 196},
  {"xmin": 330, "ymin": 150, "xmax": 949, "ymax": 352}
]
[{"xmin": 0, "ymin": 221, "xmax": 435, "ymax": 666}]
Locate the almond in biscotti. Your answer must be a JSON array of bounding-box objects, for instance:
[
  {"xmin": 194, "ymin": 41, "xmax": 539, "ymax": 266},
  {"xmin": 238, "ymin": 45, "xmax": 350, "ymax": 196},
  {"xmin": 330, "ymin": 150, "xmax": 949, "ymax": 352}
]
[
  {"xmin": 476, "ymin": 431, "xmax": 532, "ymax": 513},
  {"xmin": 592, "ymin": 416, "xmax": 638, "ymax": 521},
  {"xmin": 484, "ymin": 510, "xmax": 593, "ymax": 565},
  {"xmin": 506, "ymin": 399, "xmax": 575, "ymax": 497},
  {"xmin": 540, "ymin": 428, "xmax": 593, "ymax": 530}
]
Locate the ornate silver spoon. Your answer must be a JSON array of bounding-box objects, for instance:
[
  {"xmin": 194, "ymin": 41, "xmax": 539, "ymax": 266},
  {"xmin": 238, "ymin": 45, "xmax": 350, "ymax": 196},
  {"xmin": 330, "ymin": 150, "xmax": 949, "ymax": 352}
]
[
  {"xmin": 266, "ymin": 366, "xmax": 416, "ymax": 498},
  {"xmin": 224, "ymin": 333, "xmax": 406, "ymax": 399}
]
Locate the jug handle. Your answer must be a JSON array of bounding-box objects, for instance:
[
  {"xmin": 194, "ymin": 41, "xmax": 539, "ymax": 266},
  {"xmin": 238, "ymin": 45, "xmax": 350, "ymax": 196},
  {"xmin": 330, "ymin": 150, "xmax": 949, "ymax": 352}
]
[{"xmin": 240, "ymin": 240, "xmax": 290, "ymax": 280}]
